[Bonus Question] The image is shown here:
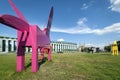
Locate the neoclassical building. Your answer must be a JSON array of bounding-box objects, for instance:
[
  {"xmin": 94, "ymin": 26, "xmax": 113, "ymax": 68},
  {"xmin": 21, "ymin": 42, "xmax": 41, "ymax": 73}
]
[
  {"xmin": 0, "ymin": 36, "xmax": 17, "ymax": 53},
  {"xmin": 0, "ymin": 36, "xmax": 77, "ymax": 53},
  {"xmin": 51, "ymin": 41, "xmax": 77, "ymax": 53}
]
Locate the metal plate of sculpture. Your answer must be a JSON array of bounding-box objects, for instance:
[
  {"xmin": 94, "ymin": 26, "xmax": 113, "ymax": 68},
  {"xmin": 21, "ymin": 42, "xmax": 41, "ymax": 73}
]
[{"xmin": 0, "ymin": 0, "xmax": 53, "ymax": 72}]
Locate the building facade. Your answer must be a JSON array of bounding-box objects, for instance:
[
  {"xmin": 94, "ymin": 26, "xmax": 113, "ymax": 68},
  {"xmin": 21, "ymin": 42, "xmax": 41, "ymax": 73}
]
[
  {"xmin": 78, "ymin": 45, "xmax": 100, "ymax": 53},
  {"xmin": 0, "ymin": 36, "xmax": 17, "ymax": 53},
  {"xmin": 51, "ymin": 41, "xmax": 77, "ymax": 53},
  {"xmin": 0, "ymin": 36, "xmax": 78, "ymax": 53}
]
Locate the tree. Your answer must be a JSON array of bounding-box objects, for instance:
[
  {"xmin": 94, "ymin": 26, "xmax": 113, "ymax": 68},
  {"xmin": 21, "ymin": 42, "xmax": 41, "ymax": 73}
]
[
  {"xmin": 104, "ymin": 45, "xmax": 111, "ymax": 52},
  {"xmin": 117, "ymin": 41, "xmax": 120, "ymax": 51}
]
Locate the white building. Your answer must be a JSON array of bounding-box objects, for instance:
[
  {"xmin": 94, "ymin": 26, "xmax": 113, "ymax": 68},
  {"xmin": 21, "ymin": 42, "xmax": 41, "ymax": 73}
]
[
  {"xmin": 0, "ymin": 36, "xmax": 17, "ymax": 53},
  {"xmin": 0, "ymin": 36, "xmax": 78, "ymax": 53},
  {"xmin": 51, "ymin": 41, "xmax": 77, "ymax": 53}
]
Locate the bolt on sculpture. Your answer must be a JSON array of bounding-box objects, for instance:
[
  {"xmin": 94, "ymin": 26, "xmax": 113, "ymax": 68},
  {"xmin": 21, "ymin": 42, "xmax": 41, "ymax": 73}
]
[
  {"xmin": 111, "ymin": 41, "xmax": 118, "ymax": 56},
  {"xmin": 0, "ymin": 0, "xmax": 53, "ymax": 72}
]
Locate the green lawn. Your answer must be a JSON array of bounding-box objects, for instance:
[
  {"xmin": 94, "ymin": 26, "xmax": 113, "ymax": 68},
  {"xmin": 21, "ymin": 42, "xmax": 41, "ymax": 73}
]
[{"xmin": 0, "ymin": 52, "xmax": 120, "ymax": 80}]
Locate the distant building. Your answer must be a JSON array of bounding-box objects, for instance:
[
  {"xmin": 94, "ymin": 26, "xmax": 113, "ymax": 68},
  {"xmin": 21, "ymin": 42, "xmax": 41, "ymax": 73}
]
[
  {"xmin": 78, "ymin": 44, "xmax": 100, "ymax": 53},
  {"xmin": 0, "ymin": 36, "xmax": 17, "ymax": 53},
  {"xmin": 51, "ymin": 41, "xmax": 77, "ymax": 53},
  {"xmin": 87, "ymin": 47, "xmax": 100, "ymax": 53},
  {"xmin": 0, "ymin": 36, "xmax": 78, "ymax": 53}
]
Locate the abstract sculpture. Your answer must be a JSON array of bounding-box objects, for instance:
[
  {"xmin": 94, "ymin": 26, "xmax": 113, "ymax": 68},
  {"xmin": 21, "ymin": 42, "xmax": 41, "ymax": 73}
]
[
  {"xmin": 111, "ymin": 41, "xmax": 118, "ymax": 56},
  {"xmin": 0, "ymin": 0, "xmax": 53, "ymax": 72}
]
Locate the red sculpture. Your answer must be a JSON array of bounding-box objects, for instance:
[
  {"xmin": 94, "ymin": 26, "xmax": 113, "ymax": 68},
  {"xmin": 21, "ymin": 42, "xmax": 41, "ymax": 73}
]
[{"xmin": 0, "ymin": 0, "xmax": 53, "ymax": 72}]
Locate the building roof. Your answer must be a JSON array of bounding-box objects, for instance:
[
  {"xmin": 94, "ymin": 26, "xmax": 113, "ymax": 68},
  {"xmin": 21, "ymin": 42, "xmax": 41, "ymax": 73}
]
[{"xmin": 51, "ymin": 41, "xmax": 77, "ymax": 45}]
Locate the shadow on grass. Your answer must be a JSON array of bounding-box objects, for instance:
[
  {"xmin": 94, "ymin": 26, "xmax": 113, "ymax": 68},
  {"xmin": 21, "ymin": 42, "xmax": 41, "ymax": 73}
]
[
  {"xmin": 25, "ymin": 57, "xmax": 47, "ymax": 70},
  {"xmin": 38, "ymin": 57, "xmax": 48, "ymax": 69},
  {"xmin": 25, "ymin": 62, "xmax": 31, "ymax": 69}
]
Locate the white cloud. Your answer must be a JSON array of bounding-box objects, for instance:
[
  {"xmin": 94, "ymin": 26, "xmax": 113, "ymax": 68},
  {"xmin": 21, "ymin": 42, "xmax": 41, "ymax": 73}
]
[
  {"xmin": 77, "ymin": 17, "xmax": 87, "ymax": 26},
  {"xmin": 81, "ymin": 3, "xmax": 89, "ymax": 10},
  {"xmin": 51, "ymin": 17, "xmax": 120, "ymax": 35},
  {"xmin": 81, "ymin": 1, "xmax": 94, "ymax": 10},
  {"xmin": 57, "ymin": 38, "xmax": 64, "ymax": 42},
  {"xmin": 109, "ymin": 0, "xmax": 120, "ymax": 13}
]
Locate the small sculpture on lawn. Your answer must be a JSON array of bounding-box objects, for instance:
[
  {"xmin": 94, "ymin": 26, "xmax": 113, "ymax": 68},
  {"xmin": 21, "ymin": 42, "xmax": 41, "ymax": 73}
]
[{"xmin": 111, "ymin": 41, "xmax": 118, "ymax": 56}]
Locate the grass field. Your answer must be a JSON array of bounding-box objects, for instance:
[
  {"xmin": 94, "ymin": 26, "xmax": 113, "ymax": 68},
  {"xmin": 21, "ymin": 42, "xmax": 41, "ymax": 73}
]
[{"xmin": 0, "ymin": 52, "xmax": 120, "ymax": 80}]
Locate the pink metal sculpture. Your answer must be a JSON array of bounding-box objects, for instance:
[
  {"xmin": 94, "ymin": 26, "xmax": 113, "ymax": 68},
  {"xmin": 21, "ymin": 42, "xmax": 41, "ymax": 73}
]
[{"xmin": 0, "ymin": 0, "xmax": 53, "ymax": 72}]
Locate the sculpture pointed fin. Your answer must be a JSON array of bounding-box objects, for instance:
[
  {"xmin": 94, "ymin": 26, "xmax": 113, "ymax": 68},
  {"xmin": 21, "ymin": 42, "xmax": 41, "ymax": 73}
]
[
  {"xmin": 46, "ymin": 6, "xmax": 54, "ymax": 36},
  {"xmin": 8, "ymin": 0, "xmax": 27, "ymax": 22}
]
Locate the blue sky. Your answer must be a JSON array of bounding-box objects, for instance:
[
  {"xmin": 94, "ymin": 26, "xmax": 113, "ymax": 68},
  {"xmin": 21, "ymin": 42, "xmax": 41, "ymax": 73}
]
[{"xmin": 0, "ymin": 0, "xmax": 120, "ymax": 48}]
